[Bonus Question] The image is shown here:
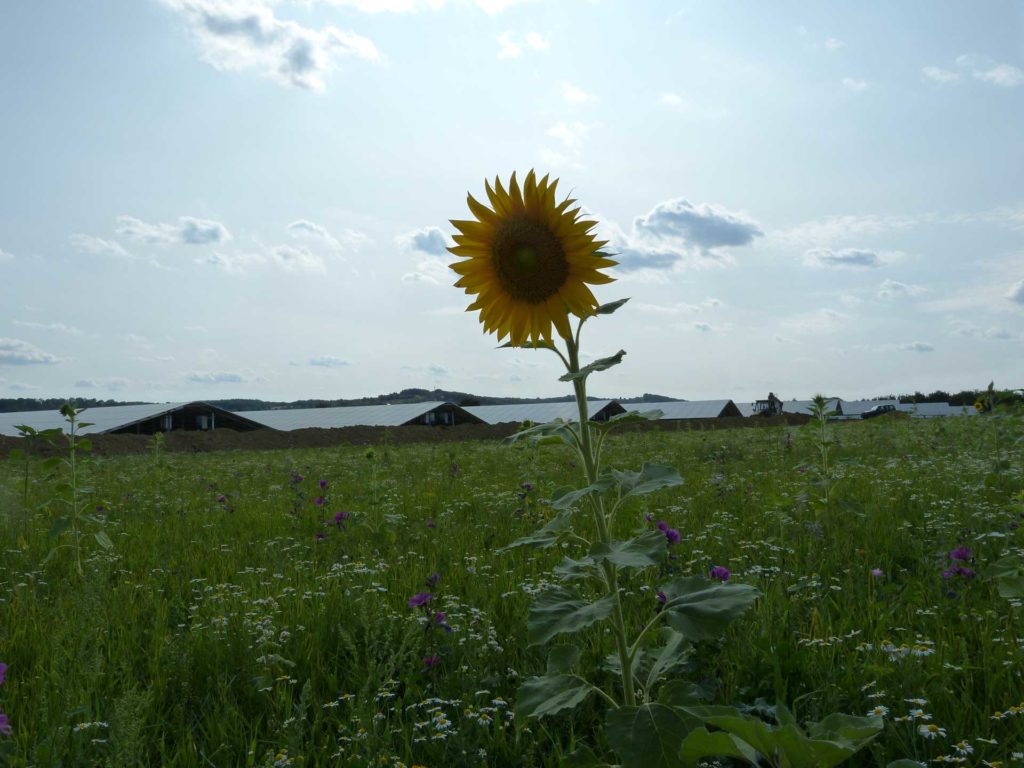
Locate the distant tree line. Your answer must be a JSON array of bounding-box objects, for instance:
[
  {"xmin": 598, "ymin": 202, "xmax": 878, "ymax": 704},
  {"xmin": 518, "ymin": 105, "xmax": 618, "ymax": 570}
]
[
  {"xmin": 874, "ymin": 389, "xmax": 1024, "ymax": 406},
  {"xmin": 0, "ymin": 397, "xmax": 147, "ymax": 414}
]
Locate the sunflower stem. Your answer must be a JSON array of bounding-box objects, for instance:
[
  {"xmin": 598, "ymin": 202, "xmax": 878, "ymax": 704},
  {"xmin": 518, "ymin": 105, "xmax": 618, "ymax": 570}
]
[{"xmin": 564, "ymin": 334, "xmax": 635, "ymax": 708}]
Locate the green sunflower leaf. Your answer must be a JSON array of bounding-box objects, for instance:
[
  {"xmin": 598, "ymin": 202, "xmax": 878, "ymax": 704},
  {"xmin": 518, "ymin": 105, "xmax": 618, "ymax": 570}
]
[
  {"xmin": 559, "ymin": 350, "xmax": 626, "ymax": 382},
  {"xmin": 515, "ymin": 674, "xmax": 594, "ymax": 721},
  {"xmin": 499, "ymin": 509, "xmax": 574, "ymax": 552},
  {"xmin": 595, "ymin": 297, "xmax": 630, "ymax": 315},
  {"xmin": 659, "ymin": 578, "xmax": 760, "ymax": 641},
  {"xmin": 590, "ymin": 531, "xmax": 666, "ymax": 569},
  {"xmin": 606, "ymin": 703, "xmax": 699, "ymax": 768},
  {"xmin": 528, "ymin": 585, "xmax": 615, "ymax": 645}
]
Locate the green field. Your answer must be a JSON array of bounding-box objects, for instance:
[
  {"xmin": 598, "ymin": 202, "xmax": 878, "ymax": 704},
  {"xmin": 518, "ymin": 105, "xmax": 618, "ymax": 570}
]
[{"xmin": 1, "ymin": 413, "xmax": 1022, "ymax": 767}]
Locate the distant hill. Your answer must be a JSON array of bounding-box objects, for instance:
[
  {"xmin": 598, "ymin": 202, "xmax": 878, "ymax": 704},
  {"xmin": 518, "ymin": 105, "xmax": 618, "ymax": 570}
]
[{"xmin": 0, "ymin": 390, "xmax": 684, "ymax": 414}]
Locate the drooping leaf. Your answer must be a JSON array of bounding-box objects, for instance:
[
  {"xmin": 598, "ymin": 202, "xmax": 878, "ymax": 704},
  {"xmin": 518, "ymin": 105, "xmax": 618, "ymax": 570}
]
[
  {"xmin": 594, "ymin": 297, "xmax": 630, "ymax": 316},
  {"xmin": 501, "ymin": 510, "xmax": 574, "ymax": 552},
  {"xmin": 559, "ymin": 350, "xmax": 627, "ymax": 382},
  {"xmin": 610, "ymin": 463, "xmax": 683, "ymax": 502},
  {"xmin": 503, "ymin": 419, "xmax": 579, "ymax": 447},
  {"xmin": 678, "ymin": 706, "xmax": 777, "ymax": 759},
  {"xmin": 643, "ymin": 629, "xmax": 692, "ymax": 692},
  {"xmin": 551, "ymin": 479, "xmax": 614, "ymax": 510},
  {"xmin": 515, "ymin": 674, "xmax": 594, "ymax": 720},
  {"xmin": 546, "ymin": 645, "xmax": 582, "ymax": 675},
  {"xmin": 679, "ymin": 727, "xmax": 759, "ymax": 766},
  {"xmin": 528, "ymin": 586, "xmax": 615, "ymax": 646},
  {"xmin": 590, "ymin": 531, "xmax": 666, "ymax": 570},
  {"xmin": 94, "ymin": 530, "xmax": 114, "ymax": 550},
  {"xmin": 498, "ymin": 339, "xmax": 556, "ymax": 351},
  {"xmin": 660, "ymin": 578, "xmax": 760, "ymax": 641},
  {"xmin": 605, "ymin": 703, "xmax": 698, "ymax": 768},
  {"xmin": 553, "ymin": 555, "xmax": 599, "ymax": 582},
  {"xmin": 657, "ymin": 679, "xmax": 706, "ymax": 708}
]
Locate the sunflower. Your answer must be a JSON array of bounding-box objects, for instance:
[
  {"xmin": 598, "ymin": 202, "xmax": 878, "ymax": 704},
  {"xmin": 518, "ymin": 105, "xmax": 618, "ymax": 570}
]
[{"xmin": 448, "ymin": 170, "xmax": 616, "ymax": 347}]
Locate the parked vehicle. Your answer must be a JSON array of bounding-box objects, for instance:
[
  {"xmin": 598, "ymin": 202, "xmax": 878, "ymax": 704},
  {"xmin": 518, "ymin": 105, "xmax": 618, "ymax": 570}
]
[{"xmin": 861, "ymin": 404, "xmax": 896, "ymax": 419}]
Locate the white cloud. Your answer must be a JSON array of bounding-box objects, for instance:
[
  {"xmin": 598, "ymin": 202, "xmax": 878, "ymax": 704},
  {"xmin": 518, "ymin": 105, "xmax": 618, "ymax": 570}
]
[
  {"xmin": 633, "ymin": 198, "xmax": 763, "ymax": 251},
  {"xmin": 943, "ymin": 54, "xmax": 1024, "ymax": 88},
  {"xmin": 308, "ymin": 355, "xmax": 350, "ymax": 367},
  {"xmin": 160, "ymin": 0, "xmax": 379, "ymax": 91},
  {"xmin": 782, "ymin": 308, "xmax": 847, "ymax": 334},
  {"xmin": 397, "ymin": 226, "xmax": 449, "ymax": 255},
  {"xmin": 313, "ymin": 0, "xmax": 534, "ymax": 12},
  {"xmin": 496, "ymin": 29, "xmax": 548, "ymax": 58},
  {"xmin": 693, "ymin": 322, "xmax": 712, "ymax": 332},
  {"xmin": 12, "ymin": 320, "xmax": 84, "ymax": 336},
  {"xmin": 842, "ymin": 77, "xmax": 868, "ymax": 92},
  {"xmin": 287, "ymin": 219, "xmax": 366, "ymax": 251},
  {"xmin": 185, "ymin": 371, "xmax": 247, "ymax": 383},
  {"xmin": 561, "ymin": 81, "xmax": 594, "ymax": 105},
  {"xmin": 975, "ymin": 63, "xmax": 1024, "ymax": 87},
  {"xmin": 542, "ymin": 120, "xmax": 590, "ymax": 168},
  {"xmin": 269, "ymin": 244, "xmax": 326, "ymax": 272},
  {"xmin": 659, "ymin": 93, "xmax": 682, "ymax": 107},
  {"xmin": 804, "ymin": 248, "xmax": 881, "ymax": 268},
  {"xmin": 921, "ymin": 66, "xmax": 961, "ymax": 85},
  {"xmin": 877, "ymin": 279, "xmax": 926, "ymax": 300},
  {"xmin": 1008, "ymin": 279, "xmax": 1024, "ymax": 304},
  {"xmin": 69, "ymin": 233, "xmax": 130, "ymax": 258},
  {"xmin": 824, "ymin": 37, "xmax": 845, "ymax": 50},
  {"xmin": 950, "ymin": 321, "xmax": 1017, "ymax": 341},
  {"xmin": 0, "ymin": 246, "xmax": 15, "ymax": 261},
  {"xmin": 0, "ymin": 338, "xmax": 61, "ymax": 366},
  {"xmin": 197, "ymin": 251, "xmax": 266, "ymax": 272},
  {"xmin": 116, "ymin": 215, "xmax": 231, "ymax": 245}
]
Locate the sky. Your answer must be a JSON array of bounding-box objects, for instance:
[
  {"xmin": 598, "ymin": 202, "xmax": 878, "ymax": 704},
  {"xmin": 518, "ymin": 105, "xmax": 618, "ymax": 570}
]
[{"xmin": 1, "ymin": 0, "xmax": 1022, "ymax": 404}]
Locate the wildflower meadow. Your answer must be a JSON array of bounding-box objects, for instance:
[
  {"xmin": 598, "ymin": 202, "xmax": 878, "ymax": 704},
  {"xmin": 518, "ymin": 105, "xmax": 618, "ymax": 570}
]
[{"xmin": 0, "ymin": 407, "xmax": 1022, "ymax": 766}]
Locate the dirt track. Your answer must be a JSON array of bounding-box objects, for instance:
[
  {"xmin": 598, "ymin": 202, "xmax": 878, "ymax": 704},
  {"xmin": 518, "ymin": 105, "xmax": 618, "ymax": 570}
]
[{"xmin": 0, "ymin": 414, "xmax": 811, "ymax": 458}]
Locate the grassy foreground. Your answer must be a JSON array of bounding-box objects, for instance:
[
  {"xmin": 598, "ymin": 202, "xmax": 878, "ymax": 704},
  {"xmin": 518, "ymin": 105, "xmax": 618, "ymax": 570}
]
[{"xmin": 0, "ymin": 414, "xmax": 1022, "ymax": 767}]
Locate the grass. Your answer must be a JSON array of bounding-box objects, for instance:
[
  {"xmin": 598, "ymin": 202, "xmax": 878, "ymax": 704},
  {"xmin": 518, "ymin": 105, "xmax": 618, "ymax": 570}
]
[{"xmin": 0, "ymin": 413, "xmax": 1022, "ymax": 767}]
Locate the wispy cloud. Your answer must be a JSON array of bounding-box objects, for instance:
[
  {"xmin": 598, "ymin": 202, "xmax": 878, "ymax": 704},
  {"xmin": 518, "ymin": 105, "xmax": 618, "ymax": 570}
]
[
  {"xmin": 921, "ymin": 66, "xmax": 961, "ymax": 85},
  {"xmin": 69, "ymin": 233, "xmax": 130, "ymax": 258},
  {"xmin": 561, "ymin": 81, "xmax": 594, "ymax": 105},
  {"xmin": 541, "ymin": 120, "xmax": 590, "ymax": 168},
  {"xmin": 877, "ymin": 279, "xmax": 926, "ymax": 300},
  {"xmin": 0, "ymin": 338, "xmax": 61, "ymax": 366},
  {"xmin": 1008, "ymin": 279, "xmax": 1024, "ymax": 304},
  {"xmin": 496, "ymin": 30, "xmax": 548, "ymax": 59},
  {"xmin": 842, "ymin": 77, "xmax": 868, "ymax": 92},
  {"xmin": 397, "ymin": 226, "xmax": 449, "ymax": 255},
  {"xmin": 75, "ymin": 377, "xmax": 130, "ymax": 391},
  {"xmin": 0, "ymin": 246, "xmax": 13, "ymax": 261},
  {"xmin": 12, "ymin": 320, "xmax": 84, "ymax": 336},
  {"xmin": 160, "ymin": 0, "xmax": 379, "ymax": 90},
  {"xmin": 287, "ymin": 219, "xmax": 367, "ymax": 252},
  {"xmin": 185, "ymin": 371, "xmax": 247, "ymax": 384},
  {"xmin": 308, "ymin": 355, "xmax": 350, "ymax": 367},
  {"xmin": 804, "ymin": 247, "xmax": 881, "ymax": 268}
]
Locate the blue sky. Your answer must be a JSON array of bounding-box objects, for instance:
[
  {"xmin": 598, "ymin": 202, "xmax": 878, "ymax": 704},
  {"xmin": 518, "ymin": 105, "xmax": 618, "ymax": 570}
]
[{"xmin": 1, "ymin": 0, "xmax": 1022, "ymax": 402}]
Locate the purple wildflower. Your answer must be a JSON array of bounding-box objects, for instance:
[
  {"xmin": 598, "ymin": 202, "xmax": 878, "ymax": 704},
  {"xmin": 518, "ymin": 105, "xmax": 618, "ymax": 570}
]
[
  {"xmin": 656, "ymin": 521, "xmax": 669, "ymax": 532},
  {"xmin": 407, "ymin": 591, "xmax": 433, "ymax": 609},
  {"xmin": 0, "ymin": 713, "xmax": 10, "ymax": 737},
  {"xmin": 426, "ymin": 519, "xmax": 436, "ymax": 529},
  {"xmin": 0, "ymin": 663, "xmax": 5, "ymax": 686},
  {"xmin": 319, "ymin": 478, "xmax": 328, "ymax": 490},
  {"xmin": 315, "ymin": 532, "xmax": 326, "ymax": 542},
  {"xmin": 314, "ymin": 495, "xmax": 326, "ymax": 507},
  {"xmin": 656, "ymin": 591, "xmax": 667, "ymax": 605},
  {"xmin": 422, "ymin": 654, "xmax": 441, "ymax": 672},
  {"xmin": 949, "ymin": 546, "xmax": 972, "ymax": 562},
  {"xmin": 425, "ymin": 572, "xmax": 441, "ymax": 588},
  {"xmin": 216, "ymin": 494, "xmax": 226, "ymax": 504},
  {"xmin": 870, "ymin": 568, "xmax": 884, "ymax": 578},
  {"xmin": 943, "ymin": 566, "xmax": 977, "ymax": 580},
  {"xmin": 433, "ymin": 611, "xmax": 453, "ymax": 632},
  {"xmin": 333, "ymin": 511, "xmax": 350, "ymax": 526},
  {"xmin": 709, "ymin": 566, "xmax": 731, "ymax": 582},
  {"xmin": 665, "ymin": 528, "xmax": 681, "ymax": 544},
  {"xmin": 644, "ymin": 513, "xmax": 654, "ymax": 523}
]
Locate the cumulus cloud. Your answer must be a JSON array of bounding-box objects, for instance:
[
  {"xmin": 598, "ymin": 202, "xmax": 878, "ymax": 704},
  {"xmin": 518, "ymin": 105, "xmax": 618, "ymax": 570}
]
[
  {"xmin": 842, "ymin": 77, "xmax": 868, "ymax": 92},
  {"xmin": 804, "ymin": 248, "xmax": 880, "ymax": 268},
  {"xmin": 0, "ymin": 338, "xmax": 61, "ymax": 365},
  {"xmin": 186, "ymin": 371, "xmax": 247, "ymax": 383},
  {"xmin": 160, "ymin": 0, "xmax": 379, "ymax": 90},
  {"xmin": 69, "ymin": 233, "xmax": 130, "ymax": 258},
  {"xmin": 197, "ymin": 251, "xmax": 266, "ymax": 272},
  {"xmin": 116, "ymin": 215, "xmax": 232, "ymax": 245},
  {"xmin": 496, "ymin": 30, "xmax": 548, "ymax": 58},
  {"xmin": 877, "ymin": 279, "xmax": 926, "ymax": 299},
  {"xmin": 633, "ymin": 198, "xmax": 763, "ymax": 251},
  {"xmin": 314, "ymin": 0, "xmax": 533, "ymax": 13},
  {"xmin": 1008, "ymin": 279, "xmax": 1024, "ymax": 304},
  {"xmin": 398, "ymin": 226, "xmax": 449, "ymax": 255},
  {"xmin": 309, "ymin": 355, "xmax": 350, "ymax": 367},
  {"xmin": 287, "ymin": 219, "xmax": 367, "ymax": 251},
  {"xmin": 950, "ymin": 321, "xmax": 1016, "ymax": 341},
  {"xmin": 926, "ymin": 55, "xmax": 1024, "ymax": 88}
]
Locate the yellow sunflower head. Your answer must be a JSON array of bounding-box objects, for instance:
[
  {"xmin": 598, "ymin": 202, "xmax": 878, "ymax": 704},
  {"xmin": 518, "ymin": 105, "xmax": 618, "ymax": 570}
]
[{"xmin": 448, "ymin": 170, "xmax": 616, "ymax": 347}]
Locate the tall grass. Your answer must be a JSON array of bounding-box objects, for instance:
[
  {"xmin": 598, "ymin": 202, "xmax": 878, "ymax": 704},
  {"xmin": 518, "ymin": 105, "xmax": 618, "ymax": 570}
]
[{"xmin": 0, "ymin": 414, "xmax": 1021, "ymax": 766}]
